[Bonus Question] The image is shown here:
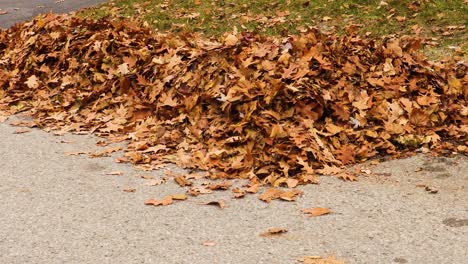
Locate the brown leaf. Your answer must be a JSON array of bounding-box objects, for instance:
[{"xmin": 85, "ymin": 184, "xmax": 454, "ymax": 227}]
[
  {"xmin": 301, "ymin": 207, "xmax": 331, "ymax": 217},
  {"xmin": 104, "ymin": 171, "xmax": 123, "ymax": 176},
  {"xmin": 174, "ymin": 175, "xmax": 193, "ymax": 187},
  {"xmin": 232, "ymin": 187, "xmax": 246, "ymax": 198},
  {"xmin": 203, "ymin": 200, "xmax": 226, "ymax": 209},
  {"xmin": 89, "ymin": 146, "xmax": 122, "ymax": 157},
  {"xmin": 245, "ymin": 183, "xmax": 260, "ymax": 194},
  {"xmin": 258, "ymin": 188, "xmax": 303, "ymax": 203},
  {"xmin": 224, "ymin": 34, "xmax": 238, "ymax": 46},
  {"xmin": 13, "ymin": 128, "xmax": 31, "ymax": 134},
  {"xmin": 337, "ymin": 172, "xmax": 358, "ymax": 181},
  {"xmin": 260, "ymin": 227, "xmax": 288, "ymax": 237},
  {"xmin": 207, "ymin": 181, "xmax": 232, "ymax": 190},
  {"xmin": 298, "ymin": 255, "xmax": 345, "ymax": 264},
  {"xmin": 187, "ymin": 187, "xmax": 212, "ymax": 196},
  {"xmin": 123, "ymin": 188, "xmax": 136, "ymax": 193},
  {"xmin": 144, "ymin": 196, "xmax": 173, "ymax": 206},
  {"xmin": 9, "ymin": 120, "xmax": 36, "ymax": 127},
  {"xmin": 409, "ymin": 108, "xmax": 430, "ymax": 126},
  {"xmin": 171, "ymin": 194, "xmax": 188, "ymax": 200},
  {"xmin": 146, "ymin": 179, "xmax": 165, "ymax": 186}
]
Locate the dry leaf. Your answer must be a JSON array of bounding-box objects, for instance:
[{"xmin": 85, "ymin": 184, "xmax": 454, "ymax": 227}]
[
  {"xmin": 171, "ymin": 193, "xmax": 188, "ymax": 200},
  {"xmin": 174, "ymin": 175, "xmax": 192, "ymax": 187},
  {"xmin": 13, "ymin": 128, "xmax": 31, "ymax": 134},
  {"xmin": 260, "ymin": 227, "xmax": 288, "ymax": 237},
  {"xmin": 337, "ymin": 172, "xmax": 358, "ymax": 181},
  {"xmin": 146, "ymin": 179, "xmax": 165, "ymax": 186},
  {"xmin": 258, "ymin": 188, "xmax": 303, "ymax": 202},
  {"xmin": 187, "ymin": 187, "xmax": 213, "ymax": 196},
  {"xmin": 301, "ymin": 207, "xmax": 331, "ymax": 217},
  {"xmin": 203, "ymin": 200, "xmax": 226, "ymax": 209},
  {"xmin": 207, "ymin": 181, "xmax": 232, "ymax": 190},
  {"xmin": 224, "ymin": 34, "xmax": 238, "ymax": 46},
  {"xmin": 144, "ymin": 195, "xmax": 173, "ymax": 206},
  {"xmin": 104, "ymin": 171, "xmax": 123, "ymax": 176},
  {"xmin": 298, "ymin": 255, "xmax": 345, "ymax": 264},
  {"xmin": 89, "ymin": 146, "xmax": 122, "ymax": 157}
]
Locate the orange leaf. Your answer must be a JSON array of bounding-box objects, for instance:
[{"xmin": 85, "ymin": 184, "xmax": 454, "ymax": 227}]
[
  {"xmin": 260, "ymin": 227, "xmax": 288, "ymax": 237},
  {"xmin": 301, "ymin": 207, "xmax": 331, "ymax": 217},
  {"xmin": 144, "ymin": 195, "xmax": 173, "ymax": 206}
]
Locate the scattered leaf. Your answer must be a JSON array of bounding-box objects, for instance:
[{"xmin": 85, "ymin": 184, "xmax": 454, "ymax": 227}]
[
  {"xmin": 203, "ymin": 200, "xmax": 226, "ymax": 209},
  {"xmin": 104, "ymin": 171, "xmax": 123, "ymax": 176},
  {"xmin": 13, "ymin": 128, "xmax": 31, "ymax": 134},
  {"xmin": 260, "ymin": 227, "xmax": 288, "ymax": 237},
  {"xmin": 174, "ymin": 175, "xmax": 193, "ymax": 187},
  {"xmin": 301, "ymin": 207, "xmax": 331, "ymax": 217},
  {"xmin": 297, "ymin": 255, "xmax": 345, "ymax": 264},
  {"xmin": 144, "ymin": 196, "xmax": 173, "ymax": 206}
]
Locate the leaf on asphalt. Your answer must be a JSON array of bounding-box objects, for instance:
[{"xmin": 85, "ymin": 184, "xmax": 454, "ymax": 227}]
[
  {"xmin": 297, "ymin": 255, "xmax": 345, "ymax": 264},
  {"xmin": 123, "ymin": 188, "xmax": 136, "ymax": 193},
  {"xmin": 258, "ymin": 188, "xmax": 303, "ymax": 203},
  {"xmin": 174, "ymin": 175, "xmax": 193, "ymax": 187},
  {"xmin": 144, "ymin": 196, "xmax": 173, "ymax": 206},
  {"xmin": 337, "ymin": 172, "xmax": 358, "ymax": 182},
  {"xmin": 89, "ymin": 146, "xmax": 122, "ymax": 158},
  {"xmin": 232, "ymin": 187, "xmax": 246, "ymax": 198},
  {"xmin": 187, "ymin": 186, "xmax": 213, "ymax": 196},
  {"xmin": 245, "ymin": 183, "xmax": 260, "ymax": 194},
  {"xmin": 207, "ymin": 181, "xmax": 232, "ymax": 190},
  {"xmin": 146, "ymin": 179, "xmax": 166, "ymax": 186},
  {"xmin": 13, "ymin": 128, "xmax": 31, "ymax": 134},
  {"xmin": 202, "ymin": 200, "xmax": 226, "ymax": 209},
  {"xmin": 171, "ymin": 193, "xmax": 188, "ymax": 200},
  {"xmin": 9, "ymin": 120, "xmax": 36, "ymax": 127},
  {"xmin": 301, "ymin": 207, "xmax": 331, "ymax": 217},
  {"xmin": 260, "ymin": 227, "xmax": 288, "ymax": 237},
  {"xmin": 104, "ymin": 171, "xmax": 123, "ymax": 176}
]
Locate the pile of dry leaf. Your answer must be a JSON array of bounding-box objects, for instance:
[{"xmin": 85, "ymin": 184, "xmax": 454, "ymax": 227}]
[{"xmin": 0, "ymin": 14, "xmax": 466, "ymax": 187}]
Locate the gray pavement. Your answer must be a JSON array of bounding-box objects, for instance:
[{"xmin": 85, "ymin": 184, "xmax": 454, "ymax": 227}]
[
  {"xmin": 0, "ymin": 0, "xmax": 106, "ymax": 28},
  {"xmin": 1, "ymin": 1, "xmax": 467, "ymax": 263}
]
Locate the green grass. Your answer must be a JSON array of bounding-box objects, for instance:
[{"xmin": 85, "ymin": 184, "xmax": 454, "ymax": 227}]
[{"xmin": 79, "ymin": 0, "xmax": 467, "ymax": 59}]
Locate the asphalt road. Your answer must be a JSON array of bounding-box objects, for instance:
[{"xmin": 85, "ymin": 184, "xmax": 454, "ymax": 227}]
[
  {"xmin": 0, "ymin": 0, "xmax": 106, "ymax": 28},
  {"xmin": 0, "ymin": 2, "xmax": 467, "ymax": 264}
]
